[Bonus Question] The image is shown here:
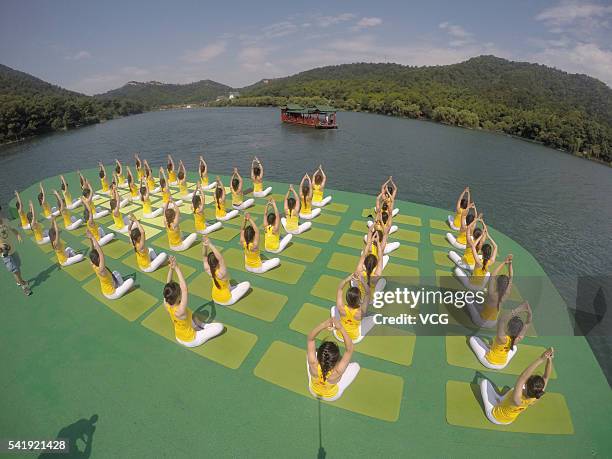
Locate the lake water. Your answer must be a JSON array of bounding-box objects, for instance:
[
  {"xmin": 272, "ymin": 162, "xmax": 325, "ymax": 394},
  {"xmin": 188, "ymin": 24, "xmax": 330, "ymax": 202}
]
[{"xmin": 1, "ymin": 107, "xmax": 611, "ymax": 333}]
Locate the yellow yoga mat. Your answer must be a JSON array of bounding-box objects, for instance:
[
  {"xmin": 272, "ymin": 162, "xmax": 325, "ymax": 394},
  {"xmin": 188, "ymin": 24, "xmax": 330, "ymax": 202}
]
[
  {"xmin": 429, "ymin": 219, "xmax": 450, "ymax": 231},
  {"xmin": 446, "ymin": 381, "xmax": 573, "ymax": 434},
  {"xmin": 389, "ymin": 245, "xmax": 419, "ymax": 262},
  {"xmin": 433, "ymin": 250, "xmax": 455, "ymax": 267},
  {"xmin": 310, "ymin": 274, "xmax": 342, "ymax": 302},
  {"xmin": 393, "ymin": 214, "xmax": 422, "ymax": 226},
  {"xmin": 393, "ymin": 228, "xmax": 421, "ymax": 244},
  {"xmin": 327, "ymin": 252, "xmax": 420, "ymax": 279},
  {"xmin": 152, "ymin": 234, "xmax": 203, "ymax": 261},
  {"xmin": 349, "ymin": 220, "xmax": 367, "ymax": 233},
  {"xmin": 49, "ymin": 254, "xmax": 92, "ymax": 281},
  {"xmin": 337, "ymin": 233, "xmax": 366, "ymax": 250},
  {"xmin": 188, "ymin": 272, "xmax": 288, "ymax": 322},
  {"xmin": 80, "ymin": 238, "xmax": 134, "ymax": 259},
  {"xmin": 280, "ymin": 241, "xmax": 322, "ymax": 263},
  {"xmin": 316, "ymin": 212, "xmax": 342, "ymax": 226},
  {"xmin": 297, "ymin": 227, "xmax": 333, "ymax": 243},
  {"xmin": 121, "ymin": 254, "xmax": 195, "ymax": 283},
  {"xmin": 221, "ymin": 248, "xmax": 305, "ymax": 284},
  {"xmin": 82, "ymin": 277, "xmax": 158, "ymax": 322},
  {"xmin": 31, "ymin": 237, "xmax": 53, "ymax": 253},
  {"xmin": 437, "ymin": 303, "xmax": 538, "ymax": 337},
  {"xmin": 430, "ymin": 233, "xmax": 449, "ymax": 248},
  {"xmin": 289, "ymin": 303, "xmax": 415, "ymax": 366},
  {"xmin": 325, "ymin": 202, "xmax": 349, "ymax": 213},
  {"xmin": 141, "ymin": 305, "xmax": 257, "ymax": 370},
  {"xmin": 254, "ymin": 341, "xmax": 404, "ymax": 422}
]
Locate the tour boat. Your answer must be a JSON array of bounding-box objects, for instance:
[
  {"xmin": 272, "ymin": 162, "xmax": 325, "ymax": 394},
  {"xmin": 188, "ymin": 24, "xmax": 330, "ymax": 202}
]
[{"xmin": 280, "ymin": 104, "xmax": 337, "ymax": 129}]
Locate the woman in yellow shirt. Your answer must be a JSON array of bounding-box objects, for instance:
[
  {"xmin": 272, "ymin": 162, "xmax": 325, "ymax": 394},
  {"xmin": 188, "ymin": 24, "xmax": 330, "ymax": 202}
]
[
  {"xmin": 202, "ymin": 236, "xmax": 250, "ymax": 306},
  {"xmin": 281, "ymin": 185, "xmax": 312, "ymax": 234},
  {"xmin": 367, "ymin": 206, "xmax": 398, "ymax": 235},
  {"xmin": 191, "ymin": 184, "xmax": 222, "ymax": 235},
  {"xmin": 311, "ymin": 165, "xmax": 332, "ymax": 207},
  {"xmin": 27, "ymin": 200, "xmax": 50, "ymax": 245},
  {"xmin": 240, "ymin": 213, "xmax": 280, "ymax": 273},
  {"xmin": 49, "ymin": 217, "xmax": 84, "ymax": 267},
  {"xmin": 52, "ymin": 190, "xmax": 82, "ymax": 231},
  {"xmin": 125, "ymin": 167, "xmax": 139, "ymax": 201},
  {"xmin": 37, "ymin": 183, "xmax": 58, "ymax": 219},
  {"xmin": 114, "ymin": 159, "xmax": 126, "ymax": 186},
  {"xmin": 251, "ymin": 157, "xmax": 272, "ymax": 197},
  {"xmin": 199, "ymin": 156, "xmax": 216, "ymax": 190},
  {"xmin": 466, "ymin": 255, "xmax": 514, "ymax": 328},
  {"xmin": 448, "ymin": 186, "xmax": 470, "ymax": 231},
  {"xmin": 158, "ymin": 168, "xmax": 183, "ymax": 207},
  {"xmin": 331, "ymin": 273, "xmax": 375, "ymax": 344},
  {"xmin": 128, "ymin": 215, "xmax": 168, "ymax": 272},
  {"xmin": 83, "ymin": 205, "xmax": 115, "ymax": 247},
  {"xmin": 81, "ymin": 180, "xmax": 109, "ymax": 220},
  {"xmin": 469, "ymin": 302, "xmax": 532, "ymax": 369},
  {"xmin": 177, "ymin": 161, "xmax": 193, "ymax": 200},
  {"xmin": 481, "ymin": 348, "xmax": 553, "ymax": 425},
  {"xmin": 60, "ymin": 175, "xmax": 81, "ymax": 210},
  {"xmin": 98, "ymin": 162, "xmax": 110, "ymax": 194},
  {"xmin": 134, "ymin": 154, "xmax": 144, "ymax": 181},
  {"xmin": 109, "ymin": 185, "xmax": 129, "ymax": 233},
  {"xmin": 14, "ymin": 191, "xmax": 30, "ymax": 230},
  {"xmin": 139, "ymin": 182, "xmax": 164, "ymax": 219},
  {"xmin": 356, "ymin": 231, "xmax": 387, "ymax": 304},
  {"xmin": 363, "ymin": 212, "xmax": 400, "ymax": 255},
  {"xmin": 307, "ymin": 318, "xmax": 360, "ymax": 402},
  {"xmin": 377, "ymin": 176, "xmax": 399, "ymax": 218},
  {"xmin": 449, "ymin": 214, "xmax": 484, "ymax": 271},
  {"xmin": 166, "ymin": 154, "xmax": 178, "ymax": 185},
  {"xmin": 164, "ymin": 256, "xmax": 223, "ymax": 347},
  {"xmin": 298, "ymin": 174, "xmax": 321, "ymax": 220},
  {"xmin": 263, "ymin": 199, "xmax": 292, "ymax": 253},
  {"xmin": 213, "ymin": 178, "xmax": 239, "ymax": 221},
  {"xmin": 455, "ymin": 229, "xmax": 498, "ymax": 291},
  {"xmin": 86, "ymin": 229, "xmax": 133, "ymax": 300},
  {"xmin": 446, "ymin": 202, "xmax": 477, "ymax": 250},
  {"xmin": 163, "ymin": 199, "xmax": 197, "ymax": 252},
  {"xmin": 231, "ymin": 168, "xmax": 255, "ymax": 210}
]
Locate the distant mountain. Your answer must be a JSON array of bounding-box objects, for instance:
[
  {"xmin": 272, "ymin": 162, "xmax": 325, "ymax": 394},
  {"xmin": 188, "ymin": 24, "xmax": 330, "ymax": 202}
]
[
  {"xmin": 0, "ymin": 64, "xmax": 144, "ymax": 144},
  {"xmin": 96, "ymin": 79, "xmax": 233, "ymax": 107},
  {"xmin": 230, "ymin": 56, "xmax": 612, "ymax": 163}
]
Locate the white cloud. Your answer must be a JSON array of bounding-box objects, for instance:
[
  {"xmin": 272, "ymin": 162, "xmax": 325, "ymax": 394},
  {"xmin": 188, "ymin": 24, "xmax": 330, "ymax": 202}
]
[
  {"xmin": 356, "ymin": 17, "xmax": 383, "ymax": 28},
  {"xmin": 536, "ymin": 1, "xmax": 612, "ymax": 26},
  {"xmin": 261, "ymin": 21, "xmax": 298, "ymax": 39},
  {"xmin": 315, "ymin": 13, "xmax": 355, "ymax": 27},
  {"xmin": 181, "ymin": 41, "xmax": 227, "ymax": 63},
  {"xmin": 68, "ymin": 66, "xmax": 151, "ymax": 95},
  {"xmin": 65, "ymin": 50, "xmax": 91, "ymax": 61},
  {"xmin": 531, "ymin": 41, "xmax": 612, "ymax": 86},
  {"xmin": 439, "ymin": 22, "xmax": 474, "ymax": 47}
]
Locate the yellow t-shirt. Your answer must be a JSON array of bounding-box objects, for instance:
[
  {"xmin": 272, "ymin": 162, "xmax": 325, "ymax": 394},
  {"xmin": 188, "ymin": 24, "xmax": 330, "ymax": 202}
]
[
  {"xmin": 453, "ymin": 210, "xmax": 462, "ymax": 228},
  {"xmin": 168, "ymin": 170, "xmax": 178, "ymax": 183},
  {"xmin": 243, "ymin": 242, "xmax": 262, "ymax": 268},
  {"xmin": 232, "ymin": 190, "xmax": 243, "ymax": 206},
  {"xmin": 215, "ymin": 200, "xmax": 227, "ymax": 218},
  {"xmin": 62, "ymin": 209, "xmax": 72, "ymax": 228},
  {"xmin": 63, "ymin": 189, "xmax": 73, "ymax": 206},
  {"xmin": 54, "ymin": 239, "xmax": 67, "ymax": 264},
  {"xmin": 142, "ymin": 197, "xmax": 152, "ymax": 215},
  {"xmin": 310, "ymin": 364, "xmax": 338, "ymax": 398},
  {"xmin": 462, "ymin": 244, "xmax": 476, "ymax": 266},
  {"xmin": 470, "ymin": 264, "xmax": 489, "ymax": 287},
  {"xmin": 341, "ymin": 305, "xmax": 361, "ymax": 341},
  {"xmin": 301, "ymin": 197, "xmax": 312, "ymax": 214},
  {"xmin": 286, "ymin": 211, "xmax": 298, "ymax": 231},
  {"xmin": 485, "ymin": 335, "xmax": 512, "ymax": 365},
  {"xmin": 87, "ymin": 220, "xmax": 100, "ymax": 240},
  {"xmin": 179, "ymin": 182, "xmax": 188, "ymax": 196},
  {"xmin": 313, "ymin": 184, "xmax": 323, "ymax": 203},
  {"xmin": 194, "ymin": 209, "xmax": 206, "ymax": 232},
  {"xmin": 165, "ymin": 303, "xmax": 196, "ymax": 342},
  {"xmin": 112, "ymin": 212, "xmax": 124, "ymax": 229},
  {"xmin": 100, "ymin": 178, "xmax": 109, "ymax": 192},
  {"xmin": 253, "ymin": 182, "xmax": 263, "ymax": 192},
  {"xmin": 94, "ymin": 265, "xmax": 115, "ymax": 295},
  {"xmin": 135, "ymin": 245, "xmax": 150, "ymax": 269},
  {"xmin": 42, "ymin": 202, "xmax": 51, "ymax": 218},
  {"xmin": 457, "ymin": 229, "xmax": 467, "ymax": 245},
  {"xmin": 18, "ymin": 210, "xmax": 28, "ymax": 228},
  {"xmin": 492, "ymin": 390, "xmax": 536, "ymax": 423},
  {"xmin": 166, "ymin": 224, "xmax": 182, "ymax": 247},
  {"xmin": 211, "ymin": 271, "xmax": 232, "ymax": 303},
  {"xmin": 265, "ymin": 225, "xmax": 279, "ymax": 251}
]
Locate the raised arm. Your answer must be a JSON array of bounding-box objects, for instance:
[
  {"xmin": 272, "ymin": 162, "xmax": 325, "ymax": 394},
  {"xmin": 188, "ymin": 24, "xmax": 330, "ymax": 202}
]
[
  {"xmin": 513, "ymin": 348, "xmax": 553, "ymax": 405},
  {"xmin": 332, "ymin": 319, "xmax": 354, "ymax": 375},
  {"xmin": 52, "ymin": 190, "xmax": 65, "ymax": 212},
  {"xmin": 318, "ymin": 165, "xmax": 327, "ymax": 186},
  {"xmin": 307, "ymin": 318, "xmax": 335, "ymax": 370},
  {"xmin": 87, "ymin": 230, "xmax": 106, "ymax": 270},
  {"xmin": 336, "ymin": 275, "xmax": 352, "ymax": 310},
  {"xmin": 173, "ymin": 258, "xmax": 188, "ymax": 312}
]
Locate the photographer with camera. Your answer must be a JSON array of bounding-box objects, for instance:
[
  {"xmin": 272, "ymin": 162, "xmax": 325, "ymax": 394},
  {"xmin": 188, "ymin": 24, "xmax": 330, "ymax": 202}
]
[{"xmin": 0, "ymin": 205, "xmax": 31, "ymax": 296}]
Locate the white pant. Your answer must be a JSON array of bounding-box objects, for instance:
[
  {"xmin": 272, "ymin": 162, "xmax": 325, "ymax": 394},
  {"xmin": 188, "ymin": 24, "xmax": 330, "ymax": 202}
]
[
  {"xmin": 392, "ymin": 208, "xmax": 399, "ymax": 217},
  {"xmin": 367, "ymin": 220, "xmax": 397, "ymax": 234},
  {"xmin": 217, "ymin": 209, "xmax": 239, "ymax": 221},
  {"xmin": 197, "ymin": 221, "xmax": 222, "ymax": 235},
  {"xmin": 119, "ymin": 198, "xmax": 130, "ymax": 208},
  {"xmin": 214, "ymin": 281, "xmax": 251, "ymax": 306},
  {"xmin": 142, "ymin": 248, "xmax": 168, "ymax": 272},
  {"xmin": 66, "ymin": 216, "xmax": 83, "ymax": 231},
  {"xmin": 181, "ymin": 192, "xmax": 194, "ymax": 200},
  {"xmin": 203, "ymin": 182, "xmax": 217, "ymax": 191},
  {"xmin": 36, "ymin": 230, "xmax": 50, "ymax": 245},
  {"xmin": 447, "ymin": 215, "xmax": 460, "ymax": 231},
  {"xmin": 312, "ymin": 196, "xmax": 332, "ymax": 207},
  {"xmin": 299, "ymin": 208, "xmax": 321, "ymax": 220},
  {"xmin": 469, "ymin": 336, "xmax": 517, "ymax": 370},
  {"xmin": 93, "ymin": 208, "xmax": 109, "ymax": 220},
  {"xmin": 381, "ymin": 254, "xmax": 390, "ymax": 271},
  {"xmin": 233, "ymin": 198, "xmax": 254, "ymax": 210},
  {"xmin": 176, "ymin": 322, "xmax": 224, "ymax": 348},
  {"xmin": 66, "ymin": 198, "xmax": 82, "ymax": 210},
  {"xmin": 150, "ymin": 186, "xmax": 161, "ymax": 194},
  {"xmin": 266, "ymin": 234, "xmax": 293, "ymax": 254},
  {"xmin": 245, "ymin": 257, "xmax": 280, "ymax": 273},
  {"xmin": 449, "ymin": 250, "xmax": 474, "ymax": 271},
  {"xmin": 446, "ymin": 232, "xmax": 466, "ymax": 250},
  {"xmin": 454, "ymin": 267, "xmax": 490, "ymax": 291},
  {"xmin": 143, "ymin": 207, "xmax": 163, "ymax": 219},
  {"xmin": 253, "ymin": 187, "xmax": 272, "ymax": 198},
  {"xmin": 97, "ymin": 228, "xmax": 115, "ymax": 247},
  {"xmin": 465, "ymin": 300, "xmax": 497, "ymax": 328},
  {"xmin": 364, "ymin": 278, "xmax": 387, "ymax": 308},
  {"xmin": 281, "ymin": 218, "xmax": 311, "ymax": 235},
  {"xmin": 330, "ymin": 306, "xmax": 376, "ymax": 344},
  {"xmin": 60, "ymin": 247, "xmax": 84, "ymax": 267},
  {"xmin": 170, "ymin": 233, "xmax": 197, "ymax": 252},
  {"xmin": 307, "ymin": 360, "xmax": 361, "ymax": 402},
  {"xmin": 104, "ymin": 271, "xmax": 134, "ymax": 300},
  {"xmin": 480, "ymin": 379, "xmax": 512, "ymax": 425},
  {"xmin": 22, "ymin": 223, "xmax": 31, "ymax": 230}
]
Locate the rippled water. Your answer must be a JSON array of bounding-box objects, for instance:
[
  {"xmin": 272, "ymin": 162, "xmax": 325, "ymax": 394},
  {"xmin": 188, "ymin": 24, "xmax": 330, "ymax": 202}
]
[{"xmin": 1, "ymin": 107, "xmax": 611, "ymax": 307}]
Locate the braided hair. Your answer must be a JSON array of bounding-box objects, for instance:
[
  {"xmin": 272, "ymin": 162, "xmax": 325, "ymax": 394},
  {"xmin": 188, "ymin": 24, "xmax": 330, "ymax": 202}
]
[
  {"xmin": 525, "ymin": 375, "xmax": 546, "ymax": 399},
  {"xmin": 507, "ymin": 316, "xmax": 523, "ymax": 350},
  {"xmin": 316, "ymin": 341, "xmax": 340, "ymax": 381},
  {"xmin": 207, "ymin": 252, "xmax": 221, "ymax": 289}
]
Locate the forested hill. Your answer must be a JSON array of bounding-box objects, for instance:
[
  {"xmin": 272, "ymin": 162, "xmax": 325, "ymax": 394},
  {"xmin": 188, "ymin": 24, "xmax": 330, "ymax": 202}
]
[
  {"xmin": 96, "ymin": 80, "xmax": 233, "ymax": 106},
  {"xmin": 0, "ymin": 64, "xmax": 144, "ymax": 144},
  {"xmin": 231, "ymin": 56, "xmax": 612, "ymax": 163}
]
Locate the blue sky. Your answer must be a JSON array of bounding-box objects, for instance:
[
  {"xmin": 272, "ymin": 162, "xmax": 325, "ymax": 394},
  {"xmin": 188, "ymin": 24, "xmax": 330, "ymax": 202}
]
[{"xmin": 1, "ymin": 0, "xmax": 611, "ymax": 94}]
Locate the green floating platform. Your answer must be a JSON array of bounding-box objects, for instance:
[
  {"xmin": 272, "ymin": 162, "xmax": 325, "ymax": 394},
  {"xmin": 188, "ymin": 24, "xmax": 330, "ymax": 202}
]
[
  {"xmin": 254, "ymin": 341, "xmax": 404, "ymax": 422},
  {"xmin": 141, "ymin": 305, "xmax": 257, "ymax": 369}
]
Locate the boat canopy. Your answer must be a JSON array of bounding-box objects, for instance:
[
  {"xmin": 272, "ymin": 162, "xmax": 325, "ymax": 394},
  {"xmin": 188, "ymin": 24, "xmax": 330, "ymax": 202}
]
[{"xmin": 281, "ymin": 104, "xmax": 337, "ymax": 114}]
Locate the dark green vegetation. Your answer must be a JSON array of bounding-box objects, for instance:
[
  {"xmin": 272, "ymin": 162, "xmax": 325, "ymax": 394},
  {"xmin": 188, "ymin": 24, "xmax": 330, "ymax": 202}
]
[
  {"xmin": 0, "ymin": 64, "xmax": 144, "ymax": 144},
  {"xmin": 218, "ymin": 56, "xmax": 612, "ymax": 164},
  {"xmin": 97, "ymin": 79, "xmax": 232, "ymax": 107}
]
